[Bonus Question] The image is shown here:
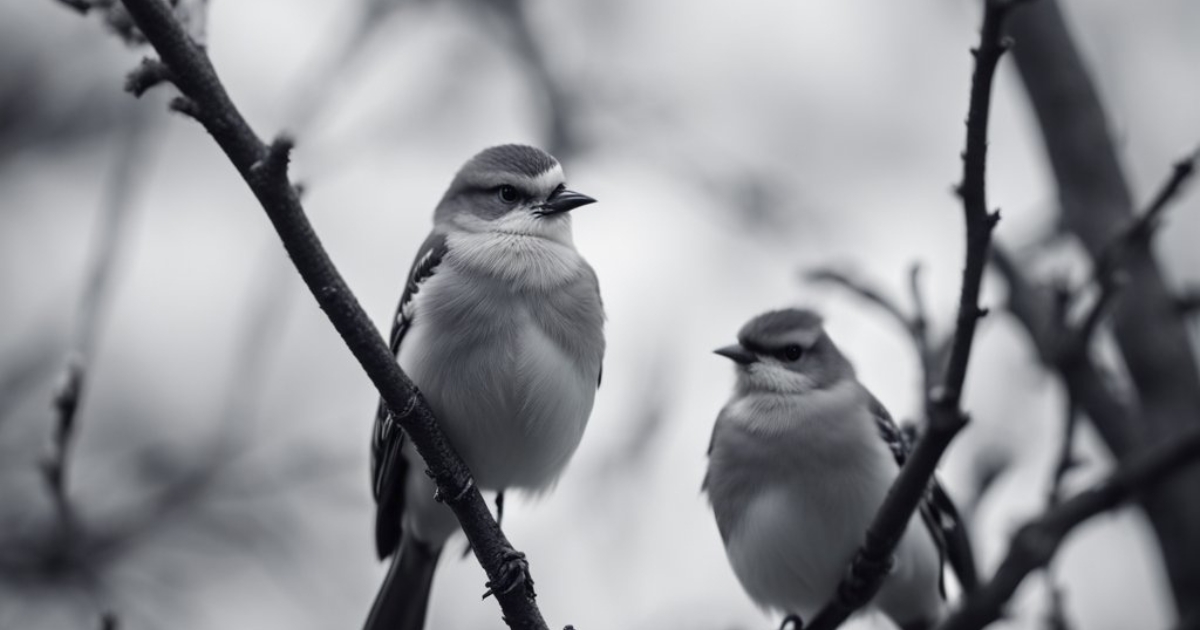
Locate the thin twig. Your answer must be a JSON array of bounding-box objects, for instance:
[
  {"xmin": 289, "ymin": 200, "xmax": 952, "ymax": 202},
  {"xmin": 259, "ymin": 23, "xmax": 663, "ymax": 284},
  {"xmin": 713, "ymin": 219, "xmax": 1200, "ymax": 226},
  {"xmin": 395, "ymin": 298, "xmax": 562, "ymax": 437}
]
[
  {"xmin": 470, "ymin": 0, "xmax": 577, "ymax": 158},
  {"xmin": 805, "ymin": 266, "xmax": 939, "ymax": 414},
  {"xmin": 41, "ymin": 112, "xmax": 148, "ymax": 533},
  {"xmin": 54, "ymin": 0, "xmax": 94, "ymax": 14},
  {"xmin": 1094, "ymin": 150, "xmax": 1195, "ymax": 286},
  {"xmin": 1043, "ymin": 396, "xmax": 1080, "ymax": 630},
  {"xmin": 802, "ymin": 2, "xmax": 1017, "ymax": 627},
  {"xmin": 938, "ymin": 428, "xmax": 1200, "ymax": 630},
  {"xmin": 0, "ymin": 323, "xmax": 63, "ymax": 430},
  {"xmin": 1076, "ymin": 147, "xmax": 1200, "ymax": 353},
  {"xmin": 990, "ymin": 245, "xmax": 1143, "ymax": 454},
  {"xmin": 107, "ymin": 1, "xmax": 549, "ymax": 627},
  {"xmin": 1047, "ymin": 397, "xmax": 1081, "ymax": 509},
  {"xmin": 908, "ymin": 263, "xmax": 938, "ymax": 396},
  {"xmin": 806, "ymin": 268, "xmax": 914, "ymax": 336}
]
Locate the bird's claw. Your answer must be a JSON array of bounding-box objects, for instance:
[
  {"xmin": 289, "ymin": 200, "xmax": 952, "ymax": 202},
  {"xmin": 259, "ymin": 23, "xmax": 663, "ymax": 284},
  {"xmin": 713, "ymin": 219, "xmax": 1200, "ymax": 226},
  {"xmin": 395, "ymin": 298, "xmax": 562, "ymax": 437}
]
[
  {"xmin": 482, "ymin": 548, "xmax": 534, "ymax": 600},
  {"xmin": 780, "ymin": 614, "xmax": 804, "ymax": 630}
]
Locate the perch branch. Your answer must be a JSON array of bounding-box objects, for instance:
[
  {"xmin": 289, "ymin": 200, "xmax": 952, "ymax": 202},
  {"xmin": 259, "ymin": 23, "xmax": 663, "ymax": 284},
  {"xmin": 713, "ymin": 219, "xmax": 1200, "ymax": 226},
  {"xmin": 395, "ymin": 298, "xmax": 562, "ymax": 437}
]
[
  {"xmin": 802, "ymin": 2, "xmax": 1017, "ymax": 627},
  {"xmin": 938, "ymin": 427, "xmax": 1200, "ymax": 630},
  {"xmin": 108, "ymin": 1, "xmax": 549, "ymax": 627}
]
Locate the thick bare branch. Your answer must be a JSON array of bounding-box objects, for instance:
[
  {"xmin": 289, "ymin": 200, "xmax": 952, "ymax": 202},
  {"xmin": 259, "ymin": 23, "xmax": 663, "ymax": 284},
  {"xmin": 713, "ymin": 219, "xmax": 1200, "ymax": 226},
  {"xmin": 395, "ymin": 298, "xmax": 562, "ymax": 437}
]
[
  {"xmin": 107, "ymin": 1, "xmax": 549, "ymax": 627},
  {"xmin": 939, "ymin": 428, "xmax": 1200, "ymax": 630},
  {"xmin": 802, "ymin": 2, "xmax": 1016, "ymax": 627},
  {"xmin": 1007, "ymin": 0, "xmax": 1200, "ymax": 610}
]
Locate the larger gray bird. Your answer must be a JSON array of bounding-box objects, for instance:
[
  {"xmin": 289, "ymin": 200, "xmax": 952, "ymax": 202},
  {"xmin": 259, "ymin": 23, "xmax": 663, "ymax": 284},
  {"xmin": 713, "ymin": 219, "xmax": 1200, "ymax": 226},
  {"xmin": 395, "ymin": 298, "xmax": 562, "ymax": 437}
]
[
  {"xmin": 366, "ymin": 145, "xmax": 605, "ymax": 630},
  {"xmin": 705, "ymin": 308, "xmax": 976, "ymax": 630}
]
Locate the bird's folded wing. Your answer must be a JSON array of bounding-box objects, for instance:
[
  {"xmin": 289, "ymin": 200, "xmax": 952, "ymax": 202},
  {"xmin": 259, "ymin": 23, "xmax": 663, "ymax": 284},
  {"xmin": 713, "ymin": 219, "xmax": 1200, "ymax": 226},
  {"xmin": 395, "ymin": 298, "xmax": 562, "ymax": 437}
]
[
  {"xmin": 370, "ymin": 230, "xmax": 448, "ymax": 559},
  {"xmin": 867, "ymin": 393, "xmax": 978, "ymax": 596}
]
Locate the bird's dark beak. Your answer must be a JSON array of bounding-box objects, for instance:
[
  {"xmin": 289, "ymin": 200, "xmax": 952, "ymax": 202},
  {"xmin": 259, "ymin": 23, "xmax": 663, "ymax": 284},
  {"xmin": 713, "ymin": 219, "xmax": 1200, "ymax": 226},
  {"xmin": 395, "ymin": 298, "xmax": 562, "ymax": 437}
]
[
  {"xmin": 537, "ymin": 188, "xmax": 596, "ymax": 215},
  {"xmin": 714, "ymin": 344, "xmax": 758, "ymax": 365}
]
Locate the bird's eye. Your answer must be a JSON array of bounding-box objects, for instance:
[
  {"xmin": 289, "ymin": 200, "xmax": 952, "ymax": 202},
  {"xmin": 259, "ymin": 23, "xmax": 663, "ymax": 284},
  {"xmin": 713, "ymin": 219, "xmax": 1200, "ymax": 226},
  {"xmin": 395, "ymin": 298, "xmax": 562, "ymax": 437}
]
[
  {"xmin": 497, "ymin": 185, "xmax": 520, "ymax": 204},
  {"xmin": 781, "ymin": 345, "xmax": 803, "ymax": 361}
]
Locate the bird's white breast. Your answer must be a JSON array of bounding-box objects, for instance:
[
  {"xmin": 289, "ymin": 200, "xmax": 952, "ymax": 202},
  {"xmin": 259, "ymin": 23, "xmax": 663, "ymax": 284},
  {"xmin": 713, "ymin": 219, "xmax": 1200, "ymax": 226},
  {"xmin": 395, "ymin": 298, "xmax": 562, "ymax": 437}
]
[
  {"xmin": 710, "ymin": 382, "xmax": 940, "ymax": 621},
  {"xmin": 395, "ymin": 234, "xmax": 598, "ymax": 492},
  {"xmin": 721, "ymin": 417, "xmax": 893, "ymax": 616}
]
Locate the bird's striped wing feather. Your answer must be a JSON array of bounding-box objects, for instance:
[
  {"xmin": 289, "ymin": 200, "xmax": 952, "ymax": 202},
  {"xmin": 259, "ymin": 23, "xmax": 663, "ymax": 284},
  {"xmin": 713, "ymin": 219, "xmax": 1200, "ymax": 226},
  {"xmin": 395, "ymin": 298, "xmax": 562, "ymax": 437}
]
[
  {"xmin": 867, "ymin": 394, "xmax": 978, "ymax": 596},
  {"xmin": 371, "ymin": 231, "xmax": 447, "ymax": 560}
]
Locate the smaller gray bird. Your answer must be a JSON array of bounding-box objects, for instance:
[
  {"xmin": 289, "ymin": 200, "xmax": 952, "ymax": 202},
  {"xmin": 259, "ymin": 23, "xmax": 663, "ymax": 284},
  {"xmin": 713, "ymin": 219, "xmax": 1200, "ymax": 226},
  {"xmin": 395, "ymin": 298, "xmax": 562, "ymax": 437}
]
[
  {"xmin": 366, "ymin": 145, "xmax": 605, "ymax": 630},
  {"xmin": 704, "ymin": 309, "xmax": 976, "ymax": 630}
]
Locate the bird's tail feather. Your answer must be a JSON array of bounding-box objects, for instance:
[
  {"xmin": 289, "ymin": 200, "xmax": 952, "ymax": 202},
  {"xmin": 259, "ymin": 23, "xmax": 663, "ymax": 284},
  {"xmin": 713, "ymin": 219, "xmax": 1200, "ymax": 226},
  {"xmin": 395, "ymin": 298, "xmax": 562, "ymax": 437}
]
[{"xmin": 364, "ymin": 533, "xmax": 442, "ymax": 630}]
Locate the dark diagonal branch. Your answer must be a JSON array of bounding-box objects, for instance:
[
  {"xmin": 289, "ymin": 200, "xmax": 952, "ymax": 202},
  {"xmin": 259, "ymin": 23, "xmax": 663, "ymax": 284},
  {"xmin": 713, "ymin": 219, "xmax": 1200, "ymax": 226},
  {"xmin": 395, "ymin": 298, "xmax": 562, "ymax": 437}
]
[
  {"xmin": 803, "ymin": 2, "xmax": 1018, "ymax": 628},
  {"xmin": 108, "ymin": 1, "xmax": 548, "ymax": 628},
  {"xmin": 939, "ymin": 428, "xmax": 1200, "ymax": 630}
]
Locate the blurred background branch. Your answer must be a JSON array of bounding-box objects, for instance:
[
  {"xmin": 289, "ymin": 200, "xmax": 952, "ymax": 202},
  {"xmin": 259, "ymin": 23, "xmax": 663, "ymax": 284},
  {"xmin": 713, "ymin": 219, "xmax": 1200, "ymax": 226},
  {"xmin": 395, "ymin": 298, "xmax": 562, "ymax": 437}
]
[
  {"xmin": 6, "ymin": 0, "xmax": 1199, "ymax": 628},
  {"xmin": 806, "ymin": 264, "xmax": 951, "ymax": 418},
  {"xmin": 1002, "ymin": 0, "xmax": 1200, "ymax": 617},
  {"xmin": 941, "ymin": 427, "xmax": 1200, "ymax": 630},
  {"xmin": 42, "ymin": 110, "xmax": 149, "ymax": 542}
]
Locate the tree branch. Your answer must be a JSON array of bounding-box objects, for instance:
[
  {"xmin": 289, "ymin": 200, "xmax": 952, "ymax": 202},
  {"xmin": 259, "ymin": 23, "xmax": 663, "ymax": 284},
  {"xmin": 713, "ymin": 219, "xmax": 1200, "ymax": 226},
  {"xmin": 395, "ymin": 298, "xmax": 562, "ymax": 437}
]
[
  {"xmin": 1042, "ymin": 395, "xmax": 1081, "ymax": 630},
  {"xmin": 54, "ymin": 0, "xmax": 94, "ymax": 14},
  {"xmin": 1007, "ymin": 0, "xmax": 1200, "ymax": 610},
  {"xmin": 41, "ymin": 112, "xmax": 148, "ymax": 540},
  {"xmin": 938, "ymin": 427, "xmax": 1200, "ymax": 630},
  {"xmin": 805, "ymin": 265, "xmax": 939, "ymax": 409},
  {"xmin": 990, "ymin": 245, "xmax": 1145, "ymax": 456},
  {"xmin": 107, "ymin": 1, "xmax": 549, "ymax": 627},
  {"xmin": 470, "ymin": 0, "xmax": 578, "ymax": 159},
  {"xmin": 802, "ymin": 2, "xmax": 1017, "ymax": 627},
  {"xmin": 1176, "ymin": 289, "xmax": 1200, "ymax": 316},
  {"xmin": 1079, "ymin": 146, "xmax": 1199, "ymax": 350}
]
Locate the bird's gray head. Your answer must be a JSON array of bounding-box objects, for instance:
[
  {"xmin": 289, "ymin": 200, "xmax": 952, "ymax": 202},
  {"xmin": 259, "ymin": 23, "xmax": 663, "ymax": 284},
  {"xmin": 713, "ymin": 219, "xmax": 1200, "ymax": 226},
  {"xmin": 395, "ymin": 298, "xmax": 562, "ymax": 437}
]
[
  {"xmin": 714, "ymin": 308, "xmax": 855, "ymax": 394},
  {"xmin": 434, "ymin": 144, "xmax": 595, "ymax": 241}
]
